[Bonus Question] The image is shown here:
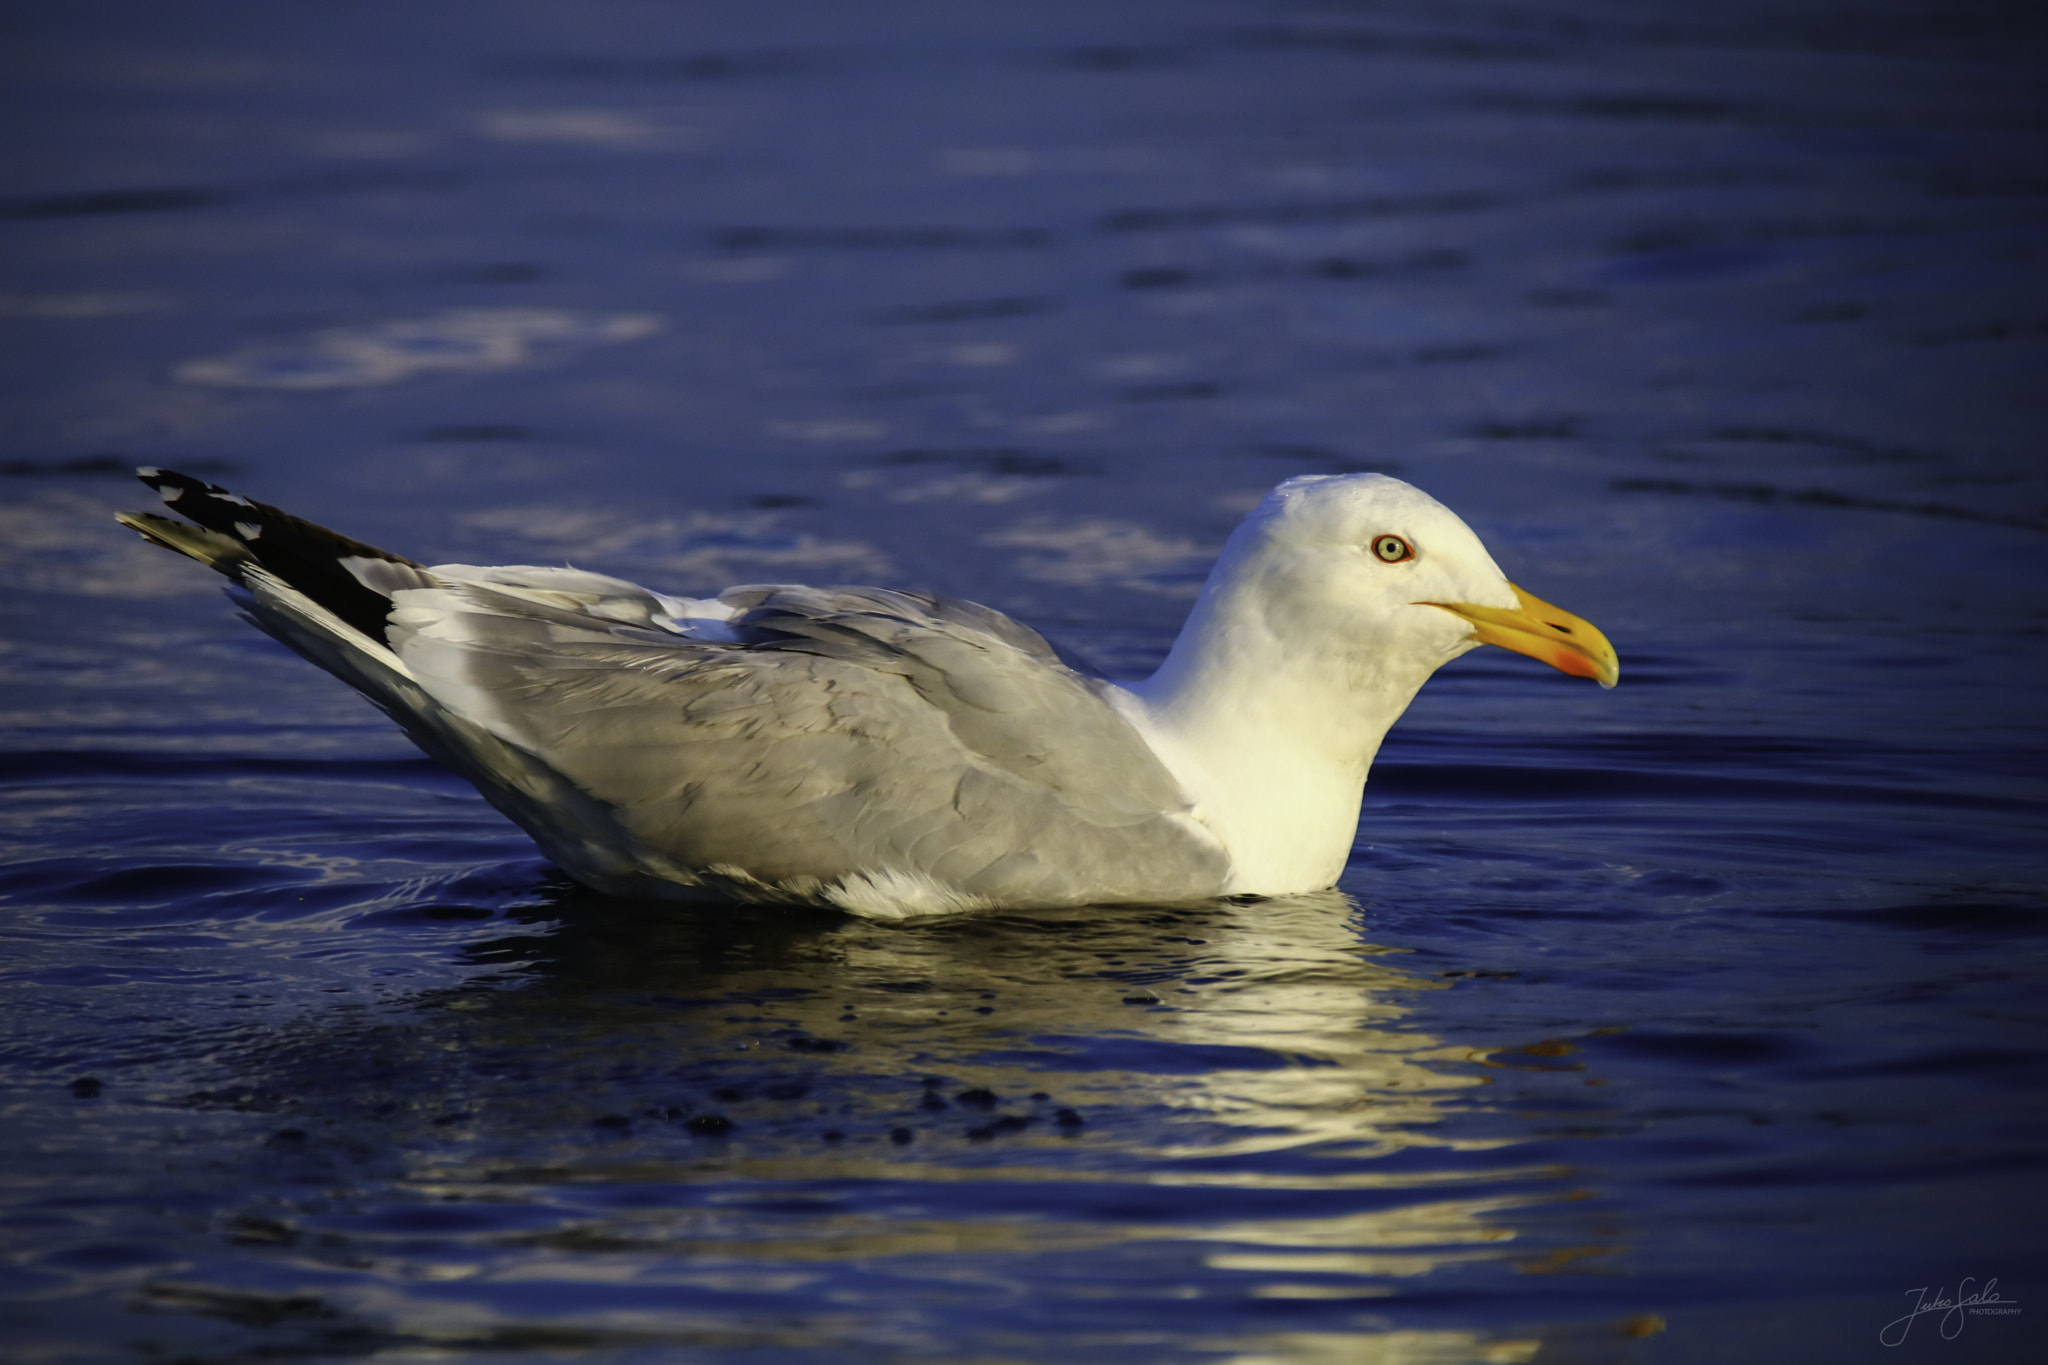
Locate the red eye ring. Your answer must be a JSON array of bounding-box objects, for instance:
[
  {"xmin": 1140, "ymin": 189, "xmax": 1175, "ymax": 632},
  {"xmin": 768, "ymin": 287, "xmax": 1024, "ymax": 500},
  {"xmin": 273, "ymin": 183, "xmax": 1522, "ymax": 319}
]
[{"xmin": 1371, "ymin": 534, "xmax": 1414, "ymax": 564}]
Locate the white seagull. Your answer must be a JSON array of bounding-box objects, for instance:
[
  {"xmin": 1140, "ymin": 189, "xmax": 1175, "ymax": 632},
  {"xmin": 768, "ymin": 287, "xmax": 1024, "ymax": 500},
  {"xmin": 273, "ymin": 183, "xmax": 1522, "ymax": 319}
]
[{"xmin": 119, "ymin": 469, "xmax": 1616, "ymax": 917}]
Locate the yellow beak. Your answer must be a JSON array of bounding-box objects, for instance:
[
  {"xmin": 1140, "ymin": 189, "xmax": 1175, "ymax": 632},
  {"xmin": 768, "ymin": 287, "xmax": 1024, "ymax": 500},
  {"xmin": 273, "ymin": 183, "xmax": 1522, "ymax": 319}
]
[{"xmin": 1424, "ymin": 584, "xmax": 1619, "ymax": 688}]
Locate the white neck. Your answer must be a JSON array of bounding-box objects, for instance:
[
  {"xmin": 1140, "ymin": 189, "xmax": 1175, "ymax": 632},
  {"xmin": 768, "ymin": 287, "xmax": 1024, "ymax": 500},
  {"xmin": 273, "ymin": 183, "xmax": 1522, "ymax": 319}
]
[{"xmin": 1116, "ymin": 539, "xmax": 1461, "ymax": 896}]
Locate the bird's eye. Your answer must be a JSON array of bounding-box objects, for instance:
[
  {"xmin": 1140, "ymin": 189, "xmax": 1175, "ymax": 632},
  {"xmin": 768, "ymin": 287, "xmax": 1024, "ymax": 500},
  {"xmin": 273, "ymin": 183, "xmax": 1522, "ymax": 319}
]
[{"xmin": 1371, "ymin": 534, "xmax": 1414, "ymax": 564}]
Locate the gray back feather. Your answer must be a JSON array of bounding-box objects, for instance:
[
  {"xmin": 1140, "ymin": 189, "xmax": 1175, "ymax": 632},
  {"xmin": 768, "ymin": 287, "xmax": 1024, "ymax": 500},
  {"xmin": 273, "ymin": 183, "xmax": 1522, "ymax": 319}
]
[{"xmin": 389, "ymin": 574, "xmax": 1227, "ymax": 907}]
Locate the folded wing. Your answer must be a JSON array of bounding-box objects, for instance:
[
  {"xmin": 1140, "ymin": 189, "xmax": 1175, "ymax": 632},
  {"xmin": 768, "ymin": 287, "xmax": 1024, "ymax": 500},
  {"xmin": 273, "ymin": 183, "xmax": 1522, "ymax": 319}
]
[
  {"xmin": 119, "ymin": 470, "xmax": 1225, "ymax": 913},
  {"xmin": 386, "ymin": 573, "xmax": 1229, "ymax": 912}
]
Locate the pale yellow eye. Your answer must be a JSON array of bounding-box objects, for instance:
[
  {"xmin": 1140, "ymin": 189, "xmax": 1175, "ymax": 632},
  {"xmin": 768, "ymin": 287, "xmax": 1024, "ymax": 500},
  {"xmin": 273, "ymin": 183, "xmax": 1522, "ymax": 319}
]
[{"xmin": 1372, "ymin": 534, "xmax": 1413, "ymax": 564}]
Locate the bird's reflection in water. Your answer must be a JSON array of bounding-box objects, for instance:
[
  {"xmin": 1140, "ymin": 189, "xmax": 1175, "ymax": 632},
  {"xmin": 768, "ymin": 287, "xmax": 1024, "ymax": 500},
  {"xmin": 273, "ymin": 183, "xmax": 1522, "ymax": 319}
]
[
  {"xmin": 424, "ymin": 883, "xmax": 1490, "ymax": 1161},
  {"xmin": 193, "ymin": 884, "xmax": 1593, "ymax": 1361}
]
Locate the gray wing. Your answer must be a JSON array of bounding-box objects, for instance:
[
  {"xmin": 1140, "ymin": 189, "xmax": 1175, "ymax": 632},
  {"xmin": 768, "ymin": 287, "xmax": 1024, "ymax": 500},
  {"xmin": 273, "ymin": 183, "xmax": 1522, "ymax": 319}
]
[{"xmin": 388, "ymin": 571, "xmax": 1229, "ymax": 911}]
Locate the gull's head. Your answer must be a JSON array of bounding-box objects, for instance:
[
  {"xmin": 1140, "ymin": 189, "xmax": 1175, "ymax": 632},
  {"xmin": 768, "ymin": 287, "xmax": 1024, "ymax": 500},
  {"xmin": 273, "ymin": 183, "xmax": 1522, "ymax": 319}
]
[{"xmin": 1211, "ymin": 473, "xmax": 1618, "ymax": 689}]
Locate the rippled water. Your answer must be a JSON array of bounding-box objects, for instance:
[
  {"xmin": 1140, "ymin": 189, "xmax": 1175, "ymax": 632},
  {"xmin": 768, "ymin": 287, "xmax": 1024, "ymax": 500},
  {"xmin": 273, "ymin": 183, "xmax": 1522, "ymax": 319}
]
[{"xmin": 3, "ymin": 2, "xmax": 2046, "ymax": 1361}]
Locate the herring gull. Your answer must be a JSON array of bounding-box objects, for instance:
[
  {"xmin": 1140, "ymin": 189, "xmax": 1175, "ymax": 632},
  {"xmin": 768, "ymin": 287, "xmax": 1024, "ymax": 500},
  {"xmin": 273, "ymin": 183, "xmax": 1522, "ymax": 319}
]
[{"xmin": 118, "ymin": 468, "xmax": 1616, "ymax": 916}]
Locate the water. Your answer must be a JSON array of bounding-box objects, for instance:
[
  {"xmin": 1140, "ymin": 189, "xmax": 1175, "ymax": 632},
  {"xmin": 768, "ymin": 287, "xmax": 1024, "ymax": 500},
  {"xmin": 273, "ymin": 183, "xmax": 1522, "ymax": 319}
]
[{"xmin": 3, "ymin": 1, "xmax": 2046, "ymax": 1360}]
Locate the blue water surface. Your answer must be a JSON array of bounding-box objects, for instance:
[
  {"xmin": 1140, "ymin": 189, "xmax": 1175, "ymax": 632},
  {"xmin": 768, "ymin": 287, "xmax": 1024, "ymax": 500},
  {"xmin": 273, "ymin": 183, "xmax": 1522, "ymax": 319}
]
[{"xmin": 3, "ymin": 2, "xmax": 2046, "ymax": 1361}]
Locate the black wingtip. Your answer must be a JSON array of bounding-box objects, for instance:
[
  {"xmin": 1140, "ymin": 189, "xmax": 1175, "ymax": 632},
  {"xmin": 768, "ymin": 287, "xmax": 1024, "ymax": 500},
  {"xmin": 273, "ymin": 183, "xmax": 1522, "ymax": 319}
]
[
  {"xmin": 138, "ymin": 465, "xmax": 247, "ymax": 510},
  {"xmin": 125, "ymin": 468, "xmax": 424, "ymax": 643}
]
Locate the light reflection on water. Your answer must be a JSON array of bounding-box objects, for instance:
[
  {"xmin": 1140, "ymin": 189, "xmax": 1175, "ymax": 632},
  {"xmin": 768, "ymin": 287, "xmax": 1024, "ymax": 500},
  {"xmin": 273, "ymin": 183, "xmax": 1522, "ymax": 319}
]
[{"xmin": 9, "ymin": 871, "xmax": 1591, "ymax": 1361}]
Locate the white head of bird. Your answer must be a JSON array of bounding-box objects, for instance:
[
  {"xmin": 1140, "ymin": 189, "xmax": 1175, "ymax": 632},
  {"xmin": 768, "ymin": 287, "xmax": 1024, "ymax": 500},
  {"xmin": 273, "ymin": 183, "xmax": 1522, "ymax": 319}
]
[{"xmin": 1124, "ymin": 473, "xmax": 1615, "ymax": 895}]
